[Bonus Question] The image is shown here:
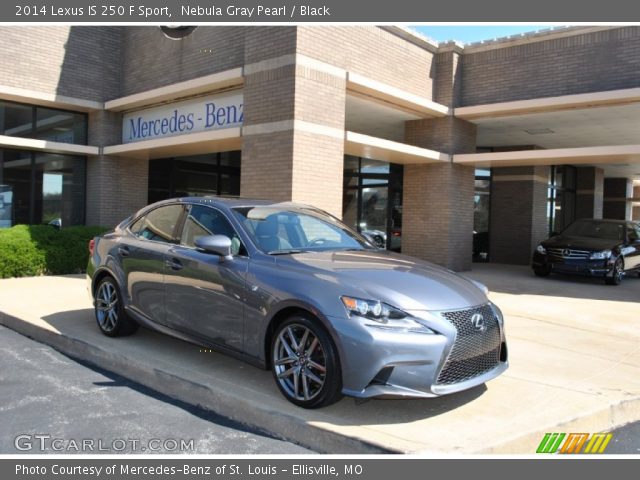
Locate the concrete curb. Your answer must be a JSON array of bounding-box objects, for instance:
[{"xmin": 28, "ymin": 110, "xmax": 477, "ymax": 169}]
[{"xmin": 0, "ymin": 310, "xmax": 389, "ymax": 454}]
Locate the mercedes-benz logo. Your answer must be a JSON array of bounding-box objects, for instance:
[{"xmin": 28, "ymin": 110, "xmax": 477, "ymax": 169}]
[
  {"xmin": 470, "ymin": 313, "xmax": 486, "ymax": 332},
  {"xmin": 563, "ymin": 249, "xmax": 571, "ymax": 256}
]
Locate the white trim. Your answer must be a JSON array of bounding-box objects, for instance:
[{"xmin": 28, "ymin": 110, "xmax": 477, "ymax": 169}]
[
  {"xmin": 103, "ymin": 128, "xmax": 241, "ymax": 159},
  {"xmin": 241, "ymin": 119, "xmax": 344, "ymax": 140},
  {"xmin": 456, "ymin": 87, "xmax": 640, "ymax": 120},
  {"xmin": 454, "ymin": 144, "xmax": 640, "ymax": 167},
  {"xmin": 347, "ymin": 72, "xmax": 449, "ymax": 117},
  {"xmin": 345, "ymin": 131, "xmax": 448, "ymax": 164},
  {"xmin": 0, "ymin": 135, "xmax": 99, "ymax": 156},
  {"xmin": 0, "ymin": 85, "xmax": 102, "ymax": 112},
  {"xmin": 492, "ymin": 174, "xmax": 549, "ymax": 184},
  {"xmin": 244, "ymin": 53, "xmax": 347, "ymax": 78},
  {"xmin": 104, "ymin": 68, "xmax": 244, "ymax": 112}
]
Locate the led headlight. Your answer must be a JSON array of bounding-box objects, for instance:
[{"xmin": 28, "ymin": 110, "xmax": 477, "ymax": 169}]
[
  {"xmin": 340, "ymin": 296, "xmax": 435, "ymax": 334},
  {"xmin": 589, "ymin": 250, "xmax": 612, "ymax": 260},
  {"xmin": 536, "ymin": 245, "xmax": 547, "ymax": 254}
]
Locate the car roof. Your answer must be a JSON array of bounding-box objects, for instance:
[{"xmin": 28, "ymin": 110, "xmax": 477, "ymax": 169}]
[
  {"xmin": 575, "ymin": 218, "xmax": 628, "ymax": 225},
  {"xmin": 147, "ymin": 196, "xmax": 316, "ymax": 210}
]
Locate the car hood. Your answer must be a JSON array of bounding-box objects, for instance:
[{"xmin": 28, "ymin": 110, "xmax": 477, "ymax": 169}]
[
  {"xmin": 274, "ymin": 249, "xmax": 488, "ymax": 311},
  {"xmin": 541, "ymin": 235, "xmax": 619, "ymax": 251}
]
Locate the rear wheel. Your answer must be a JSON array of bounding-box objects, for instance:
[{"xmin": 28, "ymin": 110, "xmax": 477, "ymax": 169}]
[
  {"xmin": 271, "ymin": 315, "xmax": 343, "ymax": 409},
  {"xmin": 605, "ymin": 257, "xmax": 624, "ymax": 286},
  {"xmin": 94, "ymin": 277, "xmax": 138, "ymax": 337}
]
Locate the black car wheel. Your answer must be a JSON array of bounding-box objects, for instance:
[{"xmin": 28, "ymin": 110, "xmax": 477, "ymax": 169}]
[
  {"xmin": 605, "ymin": 257, "xmax": 624, "ymax": 286},
  {"xmin": 94, "ymin": 276, "xmax": 138, "ymax": 337},
  {"xmin": 534, "ymin": 265, "xmax": 551, "ymax": 277},
  {"xmin": 271, "ymin": 314, "xmax": 343, "ymax": 409}
]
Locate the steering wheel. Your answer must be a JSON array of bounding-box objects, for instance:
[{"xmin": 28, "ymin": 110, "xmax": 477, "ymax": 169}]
[{"xmin": 308, "ymin": 238, "xmax": 329, "ymax": 247}]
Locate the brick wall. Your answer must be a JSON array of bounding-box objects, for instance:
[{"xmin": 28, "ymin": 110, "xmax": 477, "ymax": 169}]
[
  {"xmin": 0, "ymin": 26, "xmax": 121, "ymax": 102},
  {"xmin": 460, "ymin": 27, "xmax": 640, "ymax": 106},
  {"xmin": 297, "ymin": 26, "xmax": 434, "ymax": 98},
  {"xmin": 576, "ymin": 167, "xmax": 604, "ymax": 219},
  {"xmin": 490, "ymin": 166, "xmax": 550, "ymax": 265}
]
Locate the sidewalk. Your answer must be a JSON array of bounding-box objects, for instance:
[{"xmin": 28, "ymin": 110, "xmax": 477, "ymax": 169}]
[{"xmin": 1, "ymin": 266, "xmax": 639, "ymax": 454}]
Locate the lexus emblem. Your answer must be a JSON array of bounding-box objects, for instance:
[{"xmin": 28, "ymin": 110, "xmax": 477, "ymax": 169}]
[{"xmin": 471, "ymin": 313, "xmax": 486, "ymax": 332}]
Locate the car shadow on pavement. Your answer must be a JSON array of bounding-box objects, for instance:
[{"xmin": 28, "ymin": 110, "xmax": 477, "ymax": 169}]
[{"xmin": 39, "ymin": 308, "xmax": 488, "ymax": 429}]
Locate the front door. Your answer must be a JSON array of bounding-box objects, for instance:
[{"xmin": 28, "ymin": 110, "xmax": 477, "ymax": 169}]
[{"xmin": 163, "ymin": 204, "xmax": 247, "ymax": 352}]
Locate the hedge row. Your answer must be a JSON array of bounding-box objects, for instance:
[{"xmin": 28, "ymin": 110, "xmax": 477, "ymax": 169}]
[{"xmin": 0, "ymin": 225, "xmax": 110, "ymax": 278}]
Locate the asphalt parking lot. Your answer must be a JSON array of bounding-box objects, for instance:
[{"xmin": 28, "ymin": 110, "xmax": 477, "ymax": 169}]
[{"xmin": 0, "ymin": 264, "xmax": 639, "ymax": 454}]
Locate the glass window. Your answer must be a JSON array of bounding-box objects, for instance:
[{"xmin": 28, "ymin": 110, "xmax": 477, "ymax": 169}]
[
  {"xmin": 473, "ymin": 168, "xmax": 491, "ymax": 262},
  {"xmin": 33, "ymin": 107, "xmax": 87, "ymax": 144},
  {"xmin": 180, "ymin": 205, "xmax": 243, "ymax": 255},
  {"xmin": 548, "ymin": 165, "xmax": 577, "ymax": 235},
  {"xmin": 0, "ymin": 101, "xmax": 32, "ymax": 137},
  {"xmin": 0, "ymin": 101, "xmax": 87, "ymax": 145},
  {"xmin": 131, "ymin": 204, "xmax": 183, "ymax": 243},
  {"xmin": 0, "ymin": 148, "xmax": 85, "ymax": 227},
  {"xmin": 148, "ymin": 152, "xmax": 241, "ymax": 204}
]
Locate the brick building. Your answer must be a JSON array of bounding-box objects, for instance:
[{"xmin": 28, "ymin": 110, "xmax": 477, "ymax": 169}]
[{"xmin": 1, "ymin": 25, "xmax": 639, "ymax": 269}]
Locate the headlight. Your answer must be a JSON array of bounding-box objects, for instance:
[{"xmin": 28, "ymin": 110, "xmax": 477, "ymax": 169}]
[
  {"xmin": 489, "ymin": 302, "xmax": 504, "ymax": 327},
  {"xmin": 536, "ymin": 245, "xmax": 547, "ymax": 254},
  {"xmin": 589, "ymin": 250, "xmax": 612, "ymax": 260},
  {"xmin": 340, "ymin": 296, "xmax": 435, "ymax": 334}
]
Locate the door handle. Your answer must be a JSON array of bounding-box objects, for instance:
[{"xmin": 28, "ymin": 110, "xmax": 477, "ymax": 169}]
[
  {"xmin": 118, "ymin": 246, "xmax": 130, "ymax": 257},
  {"xmin": 165, "ymin": 258, "xmax": 184, "ymax": 271}
]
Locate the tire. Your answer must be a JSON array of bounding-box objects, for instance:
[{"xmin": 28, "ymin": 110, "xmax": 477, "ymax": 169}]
[
  {"xmin": 533, "ymin": 266, "xmax": 551, "ymax": 277},
  {"xmin": 94, "ymin": 276, "xmax": 138, "ymax": 337},
  {"xmin": 605, "ymin": 257, "xmax": 624, "ymax": 286},
  {"xmin": 271, "ymin": 314, "xmax": 343, "ymax": 409}
]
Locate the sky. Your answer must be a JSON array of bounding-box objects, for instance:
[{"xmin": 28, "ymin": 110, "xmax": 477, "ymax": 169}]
[{"xmin": 412, "ymin": 25, "xmax": 558, "ymax": 45}]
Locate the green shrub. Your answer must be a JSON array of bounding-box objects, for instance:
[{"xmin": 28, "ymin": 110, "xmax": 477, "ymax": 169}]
[{"xmin": 0, "ymin": 225, "xmax": 110, "ymax": 278}]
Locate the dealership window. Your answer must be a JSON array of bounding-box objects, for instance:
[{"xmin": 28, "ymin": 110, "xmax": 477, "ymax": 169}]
[
  {"xmin": 342, "ymin": 155, "xmax": 403, "ymax": 251},
  {"xmin": 0, "ymin": 148, "xmax": 86, "ymax": 227},
  {"xmin": 0, "ymin": 100, "xmax": 87, "ymax": 144},
  {"xmin": 148, "ymin": 151, "xmax": 240, "ymax": 204},
  {"xmin": 547, "ymin": 165, "xmax": 577, "ymax": 234},
  {"xmin": 474, "ymin": 168, "xmax": 492, "ymax": 262}
]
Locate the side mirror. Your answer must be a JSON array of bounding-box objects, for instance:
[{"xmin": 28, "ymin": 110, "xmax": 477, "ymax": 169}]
[{"xmin": 194, "ymin": 235, "xmax": 232, "ymax": 259}]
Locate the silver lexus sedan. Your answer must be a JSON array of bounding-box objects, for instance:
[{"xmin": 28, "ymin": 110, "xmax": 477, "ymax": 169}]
[{"xmin": 87, "ymin": 197, "xmax": 508, "ymax": 408}]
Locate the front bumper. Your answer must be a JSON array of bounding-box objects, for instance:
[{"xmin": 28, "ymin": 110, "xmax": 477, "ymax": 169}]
[
  {"xmin": 327, "ymin": 304, "xmax": 508, "ymax": 399},
  {"xmin": 532, "ymin": 252, "xmax": 611, "ymax": 277}
]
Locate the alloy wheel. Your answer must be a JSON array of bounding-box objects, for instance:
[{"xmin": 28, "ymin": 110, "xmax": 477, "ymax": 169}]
[
  {"xmin": 96, "ymin": 281, "xmax": 118, "ymax": 332},
  {"xmin": 273, "ymin": 324, "xmax": 327, "ymax": 402}
]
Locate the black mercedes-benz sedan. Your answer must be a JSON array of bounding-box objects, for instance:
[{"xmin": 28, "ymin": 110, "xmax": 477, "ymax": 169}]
[{"xmin": 532, "ymin": 219, "xmax": 640, "ymax": 285}]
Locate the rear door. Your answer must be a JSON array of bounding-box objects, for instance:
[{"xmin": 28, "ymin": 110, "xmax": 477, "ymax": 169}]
[
  {"xmin": 121, "ymin": 203, "xmax": 186, "ymax": 325},
  {"xmin": 623, "ymin": 223, "xmax": 640, "ymax": 270}
]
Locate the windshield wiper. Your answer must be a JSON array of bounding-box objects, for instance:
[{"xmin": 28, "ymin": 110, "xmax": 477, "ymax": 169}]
[{"xmin": 267, "ymin": 249, "xmax": 304, "ymax": 255}]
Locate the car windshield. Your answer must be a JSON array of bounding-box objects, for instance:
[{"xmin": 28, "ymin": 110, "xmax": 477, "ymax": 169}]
[
  {"xmin": 562, "ymin": 219, "xmax": 625, "ymax": 241},
  {"xmin": 232, "ymin": 205, "xmax": 376, "ymax": 254}
]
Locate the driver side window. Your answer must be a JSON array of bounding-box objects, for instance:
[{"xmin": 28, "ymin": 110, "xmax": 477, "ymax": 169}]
[{"xmin": 180, "ymin": 205, "xmax": 244, "ymax": 256}]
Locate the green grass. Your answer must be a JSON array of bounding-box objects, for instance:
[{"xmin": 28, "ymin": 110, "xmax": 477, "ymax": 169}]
[{"xmin": 0, "ymin": 225, "xmax": 110, "ymax": 278}]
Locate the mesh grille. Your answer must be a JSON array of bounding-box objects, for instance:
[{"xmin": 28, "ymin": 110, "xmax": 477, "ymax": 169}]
[{"xmin": 436, "ymin": 304, "xmax": 502, "ymax": 385}]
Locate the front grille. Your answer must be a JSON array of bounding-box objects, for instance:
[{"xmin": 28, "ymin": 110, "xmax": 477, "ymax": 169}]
[
  {"xmin": 547, "ymin": 248, "xmax": 591, "ymax": 260},
  {"xmin": 436, "ymin": 304, "xmax": 502, "ymax": 385}
]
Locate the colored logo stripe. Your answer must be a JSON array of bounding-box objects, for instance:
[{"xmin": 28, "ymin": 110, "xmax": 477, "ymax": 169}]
[{"xmin": 536, "ymin": 432, "xmax": 613, "ymax": 454}]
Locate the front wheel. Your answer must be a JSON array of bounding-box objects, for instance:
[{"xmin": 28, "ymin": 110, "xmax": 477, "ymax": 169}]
[
  {"xmin": 534, "ymin": 266, "xmax": 551, "ymax": 277},
  {"xmin": 271, "ymin": 315, "xmax": 343, "ymax": 409},
  {"xmin": 605, "ymin": 257, "xmax": 624, "ymax": 286},
  {"xmin": 94, "ymin": 277, "xmax": 138, "ymax": 337}
]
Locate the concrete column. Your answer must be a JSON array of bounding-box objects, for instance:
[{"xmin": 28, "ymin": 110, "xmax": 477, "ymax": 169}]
[
  {"xmin": 603, "ymin": 177, "xmax": 633, "ymax": 220},
  {"xmin": 86, "ymin": 110, "xmax": 149, "ymax": 227},
  {"xmin": 402, "ymin": 117, "xmax": 476, "ymax": 271},
  {"xmin": 575, "ymin": 167, "xmax": 604, "ymax": 219},
  {"xmin": 240, "ymin": 29, "xmax": 346, "ymax": 217},
  {"xmin": 489, "ymin": 166, "xmax": 550, "ymax": 265}
]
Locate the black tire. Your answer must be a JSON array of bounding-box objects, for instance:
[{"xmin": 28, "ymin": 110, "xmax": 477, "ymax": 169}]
[
  {"xmin": 271, "ymin": 314, "xmax": 343, "ymax": 409},
  {"xmin": 605, "ymin": 257, "xmax": 624, "ymax": 286},
  {"xmin": 94, "ymin": 276, "xmax": 138, "ymax": 337},
  {"xmin": 534, "ymin": 266, "xmax": 551, "ymax": 277}
]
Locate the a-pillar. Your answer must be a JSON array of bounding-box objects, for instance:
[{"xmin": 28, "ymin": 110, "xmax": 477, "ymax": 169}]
[{"xmin": 489, "ymin": 166, "xmax": 550, "ymax": 265}]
